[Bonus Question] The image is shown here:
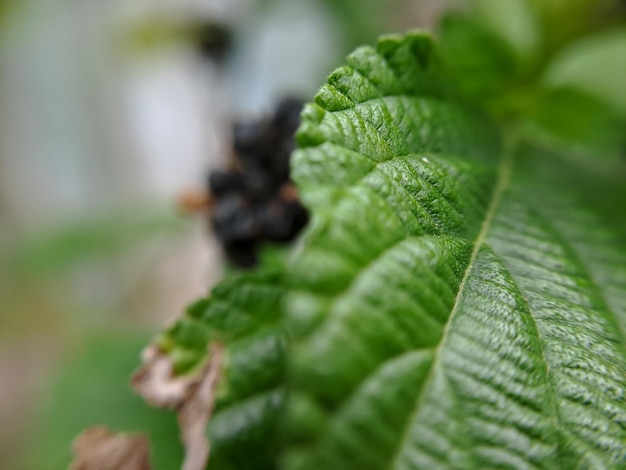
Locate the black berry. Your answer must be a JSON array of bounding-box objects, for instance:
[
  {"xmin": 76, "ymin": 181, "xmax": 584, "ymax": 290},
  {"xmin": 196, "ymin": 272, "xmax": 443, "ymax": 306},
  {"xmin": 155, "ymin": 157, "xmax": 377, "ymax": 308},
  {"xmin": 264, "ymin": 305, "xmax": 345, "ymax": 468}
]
[{"xmin": 206, "ymin": 98, "xmax": 309, "ymax": 268}]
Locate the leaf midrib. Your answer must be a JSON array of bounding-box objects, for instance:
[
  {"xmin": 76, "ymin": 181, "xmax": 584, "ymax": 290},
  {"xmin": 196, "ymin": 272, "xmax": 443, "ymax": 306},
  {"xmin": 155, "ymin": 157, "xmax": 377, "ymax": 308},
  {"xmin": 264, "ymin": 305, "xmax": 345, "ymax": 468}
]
[{"xmin": 388, "ymin": 130, "xmax": 518, "ymax": 468}]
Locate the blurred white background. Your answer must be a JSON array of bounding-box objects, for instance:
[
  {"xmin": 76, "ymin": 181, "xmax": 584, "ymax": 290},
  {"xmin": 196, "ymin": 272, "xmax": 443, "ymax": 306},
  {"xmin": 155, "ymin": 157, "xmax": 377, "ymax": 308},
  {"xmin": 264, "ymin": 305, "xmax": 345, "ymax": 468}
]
[{"xmin": 0, "ymin": 0, "xmax": 451, "ymax": 467}]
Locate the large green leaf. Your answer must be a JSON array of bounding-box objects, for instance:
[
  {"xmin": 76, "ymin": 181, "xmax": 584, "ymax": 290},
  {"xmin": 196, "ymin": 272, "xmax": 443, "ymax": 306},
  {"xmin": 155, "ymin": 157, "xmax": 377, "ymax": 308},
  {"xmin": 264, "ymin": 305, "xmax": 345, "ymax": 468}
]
[
  {"xmin": 286, "ymin": 31, "xmax": 626, "ymax": 469},
  {"xmin": 149, "ymin": 29, "xmax": 626, "ymax": 470}
]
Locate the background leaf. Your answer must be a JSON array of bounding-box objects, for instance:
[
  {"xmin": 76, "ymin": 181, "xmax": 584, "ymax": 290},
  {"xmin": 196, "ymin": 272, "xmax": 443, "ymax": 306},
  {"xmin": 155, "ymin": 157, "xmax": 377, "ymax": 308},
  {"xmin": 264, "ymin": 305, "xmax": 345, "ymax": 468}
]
[
  {"xmin": 541, "ymin": 28, "xmax": 626, "ymax": 117},
  {"xmin": 522, "ymin": 87, "xmax": 625, "ymax": 161},
  {"xmin": 436, "ymin": 13, "xmax": 518, "ymax": 102}
]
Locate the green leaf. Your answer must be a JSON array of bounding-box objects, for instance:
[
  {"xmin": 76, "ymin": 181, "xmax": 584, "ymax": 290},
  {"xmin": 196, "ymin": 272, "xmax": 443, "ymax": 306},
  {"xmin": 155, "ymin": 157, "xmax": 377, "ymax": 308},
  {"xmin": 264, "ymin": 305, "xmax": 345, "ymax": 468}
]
[
  {"xmin": 541, "ymin": 28, "xmax": 626, "ymax": 117},
  {"xmin": 10, "ymin": 209, "xmax": 184, "ymax": 277},
  {"xmin": 287, "ymin": 31, "xmax": 626, "ymax": 469},
  {"xmin": 522, "ymin": 86, "xmax": 625, "ymax": 161},
  {"xmin": 436, "ymin": 13, "xmax": 519, "ymax": 102},
  {"xmin": 147, "ymin": 30, "xmax": 626, "ymax": 469},
  {"xmin": 526, "ymin": 0, "xmax": 622, "ymax": 51},
  {"xmin": 158, "ymin": 269, "xmax": 287, "ymax": 469},
  {"xmin": 518, "ymin": 27, "xmax": 626, "ymax": 161},
  {"xmin": 474, "ymin": 0, "xmax": 541, "ymax": 64}
]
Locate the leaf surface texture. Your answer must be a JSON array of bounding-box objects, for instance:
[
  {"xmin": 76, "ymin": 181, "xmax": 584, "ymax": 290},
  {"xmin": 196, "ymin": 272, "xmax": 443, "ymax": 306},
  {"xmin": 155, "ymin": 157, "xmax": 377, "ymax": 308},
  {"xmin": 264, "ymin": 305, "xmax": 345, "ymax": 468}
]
[{"xmin": 156, "ymin": 31, "xmax": 626, "ymax": 470}]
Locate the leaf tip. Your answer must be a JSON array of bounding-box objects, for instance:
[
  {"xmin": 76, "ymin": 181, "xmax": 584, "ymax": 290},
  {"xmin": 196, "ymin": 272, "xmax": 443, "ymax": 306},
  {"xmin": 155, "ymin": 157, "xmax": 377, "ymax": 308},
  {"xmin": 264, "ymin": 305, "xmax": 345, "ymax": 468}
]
[
  {"xmin": 314, "ymin": 84, "xmax": 355, "ymax": 111},
  {"xmin": 300, "ymin": 102, "xmax": 326, "ymax": 123},
  {"xmin": 296, "ymin": 103, "xmax": 327, "ymax": 148},
  {"xmin": 295, "ymin": 122, "xmax": 326, "ymax": 148},
  {"xmin": 378, "ymin": 30, "xmax": 435, "ymax": 69}
]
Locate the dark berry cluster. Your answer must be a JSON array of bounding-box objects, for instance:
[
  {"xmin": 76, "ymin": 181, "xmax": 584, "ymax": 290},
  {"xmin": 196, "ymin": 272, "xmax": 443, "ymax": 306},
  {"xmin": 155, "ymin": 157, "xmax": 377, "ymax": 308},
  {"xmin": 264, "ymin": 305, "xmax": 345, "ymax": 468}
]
[{"xmin": 208, "ymin": 98, "xmax": 309, "ymax": 268}]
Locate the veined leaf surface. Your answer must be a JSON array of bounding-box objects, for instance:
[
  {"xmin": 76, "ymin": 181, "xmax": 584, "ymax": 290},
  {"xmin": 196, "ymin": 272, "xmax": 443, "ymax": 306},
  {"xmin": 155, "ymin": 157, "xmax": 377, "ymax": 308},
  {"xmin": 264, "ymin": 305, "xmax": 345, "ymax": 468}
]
[{"xmin": 151, "ymin": 31, "xmax": 626, "ymax": 470}]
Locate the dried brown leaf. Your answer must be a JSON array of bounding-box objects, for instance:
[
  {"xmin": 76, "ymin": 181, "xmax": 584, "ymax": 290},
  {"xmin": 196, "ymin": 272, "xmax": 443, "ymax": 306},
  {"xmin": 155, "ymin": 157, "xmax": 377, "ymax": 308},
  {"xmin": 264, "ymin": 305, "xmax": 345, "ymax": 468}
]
[
  {"xmin": 70, "ymin": 426, "xmax": 151, "ymax": 470},
  {"xmin": 132, "ymin": 342, "xmax": 224, "ymax": 470}
]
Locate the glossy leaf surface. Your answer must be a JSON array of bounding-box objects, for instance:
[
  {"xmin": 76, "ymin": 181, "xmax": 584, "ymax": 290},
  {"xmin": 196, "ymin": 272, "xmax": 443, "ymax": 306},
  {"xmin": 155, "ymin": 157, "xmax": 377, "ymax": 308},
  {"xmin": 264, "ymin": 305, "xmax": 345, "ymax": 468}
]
[{"xmin": 154, "ymin": 26, "xmax": 626, "ymax": 470}]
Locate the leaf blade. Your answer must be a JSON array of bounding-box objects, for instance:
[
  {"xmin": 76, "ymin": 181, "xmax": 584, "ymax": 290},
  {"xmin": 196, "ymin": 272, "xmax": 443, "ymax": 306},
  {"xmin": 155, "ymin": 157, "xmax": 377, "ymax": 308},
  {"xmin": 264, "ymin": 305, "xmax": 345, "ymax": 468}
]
[{"xmin": 287, "ymin": 32, "xmax": 626, "ymax": 469}]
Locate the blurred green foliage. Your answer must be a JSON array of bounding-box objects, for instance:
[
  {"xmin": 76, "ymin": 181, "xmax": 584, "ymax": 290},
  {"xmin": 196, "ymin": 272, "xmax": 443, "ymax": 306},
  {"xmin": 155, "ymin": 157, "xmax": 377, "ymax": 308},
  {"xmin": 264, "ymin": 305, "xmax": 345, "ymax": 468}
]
[
  {"xmin": 321, "ymin": 0, "xmax": 392, "ymax": 49},
  {"xmin": 0, "ymin": 0, "xmax": 15, "ymax": 24},
  {"xmin": 10, "ymin": 209, "xmax": 184, "ymax": 278},
  {"xmin": 27, "ymin": 332, "xmax": 182, "ymax": 470},
  {"xmin": 541, "ymin": 28, "xmax": 626, "ymax": 117},
  {"xmin": 437, "ymin": 0, "xmax": 625, "ymax": 161}
]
